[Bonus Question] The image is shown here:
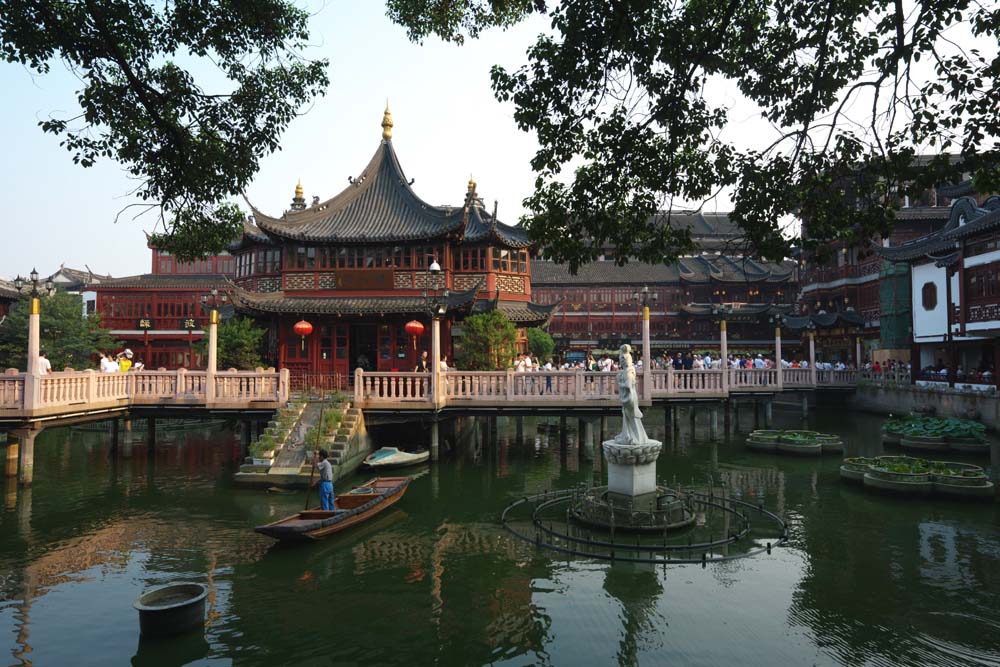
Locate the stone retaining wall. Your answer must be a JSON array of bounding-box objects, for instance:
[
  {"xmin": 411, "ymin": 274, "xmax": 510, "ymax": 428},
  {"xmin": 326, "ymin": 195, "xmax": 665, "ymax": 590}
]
[{"xmin": 847, "ymin": 385, "xmax": 1000, "ymax": 429}]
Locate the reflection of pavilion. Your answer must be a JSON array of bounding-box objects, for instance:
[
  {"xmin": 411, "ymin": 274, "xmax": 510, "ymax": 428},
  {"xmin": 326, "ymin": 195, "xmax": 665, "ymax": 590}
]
[
  {"xmin": 346, "ymin": 521, "xmax": 551, "ymax": 663},
  {"xmin": 602, "ymin": 564, "xmax": 664, "ymax": 667}
]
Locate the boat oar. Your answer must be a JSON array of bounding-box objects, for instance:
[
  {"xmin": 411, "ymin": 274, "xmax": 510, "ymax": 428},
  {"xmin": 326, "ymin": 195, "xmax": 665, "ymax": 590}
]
[
  {"xmin": 302, "ymin": 405, "xmax": 326, "ymax": 511},
  {"xmin": 304, "ymin": 451, "xmax": 316, "ymax": 510}
]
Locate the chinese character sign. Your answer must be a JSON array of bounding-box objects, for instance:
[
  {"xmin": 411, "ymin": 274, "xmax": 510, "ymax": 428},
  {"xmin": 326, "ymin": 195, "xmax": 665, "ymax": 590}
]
[{"xmin": 138, "ymin": 318, "xmax": 153, "ymax": 330}]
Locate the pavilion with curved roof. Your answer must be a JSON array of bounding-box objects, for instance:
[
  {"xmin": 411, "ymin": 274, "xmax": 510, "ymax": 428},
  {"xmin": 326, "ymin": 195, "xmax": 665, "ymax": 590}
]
[{"xmin": 229, "ymin": 107, "xmax": 555, "ymax": 377}]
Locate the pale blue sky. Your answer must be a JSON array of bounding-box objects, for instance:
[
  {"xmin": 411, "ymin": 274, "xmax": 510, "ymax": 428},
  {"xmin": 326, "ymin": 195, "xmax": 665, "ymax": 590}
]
[{"xmin": 0, "ymin": 1, "xmax": 550, "ymax": 279}]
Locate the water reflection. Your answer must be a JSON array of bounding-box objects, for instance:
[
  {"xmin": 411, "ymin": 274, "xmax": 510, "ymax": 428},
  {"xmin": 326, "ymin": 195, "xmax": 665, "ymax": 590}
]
[{"xmin": 0, "ymin": 405, "xmax": 997, "ymax": 666}]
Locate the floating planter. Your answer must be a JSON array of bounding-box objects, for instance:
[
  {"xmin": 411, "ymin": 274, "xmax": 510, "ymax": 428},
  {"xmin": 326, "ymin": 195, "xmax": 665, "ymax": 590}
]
[
  {"xmin": 840, "ymin": 456, "xmax": 994, "ymax": 500},
  {"xmin": 881, "ymin": 416, "xmax": 988, "ymax": 454},
  {"xmin": 133, "ymin": 582, "xmax": 208, "ymax": 637},
  {"xmin": 745, "ymin": 430, "xmax": 844, "ymax": 456}
]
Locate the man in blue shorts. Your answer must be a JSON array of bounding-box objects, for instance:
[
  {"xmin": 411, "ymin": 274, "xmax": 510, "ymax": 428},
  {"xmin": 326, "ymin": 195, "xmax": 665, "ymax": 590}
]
[{"xmin": 314, "ymin": 449, "xmax": 335, "ymax": 511}]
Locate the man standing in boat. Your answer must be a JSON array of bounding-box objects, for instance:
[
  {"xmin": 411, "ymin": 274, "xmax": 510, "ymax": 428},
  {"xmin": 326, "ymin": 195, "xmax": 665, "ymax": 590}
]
[{"xmin": 314, "ymin": 449, "xmax": 335, "ymax": 511}]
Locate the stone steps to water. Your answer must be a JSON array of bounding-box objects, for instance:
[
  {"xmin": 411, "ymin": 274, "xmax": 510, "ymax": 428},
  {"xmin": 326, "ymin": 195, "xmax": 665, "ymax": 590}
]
[{"xmin": 235, "ymin": 398, "xmax": 364, "ymax": 489}]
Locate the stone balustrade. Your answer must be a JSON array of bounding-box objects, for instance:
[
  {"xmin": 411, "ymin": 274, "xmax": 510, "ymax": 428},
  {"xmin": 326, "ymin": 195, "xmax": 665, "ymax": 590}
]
[
  {"xmin": 354, "ymin": 366, "xmax": 869, "ymax": 410},
  {"xmin": 0, "ymin": 368, "xmax": 290, "ymax": 420}
]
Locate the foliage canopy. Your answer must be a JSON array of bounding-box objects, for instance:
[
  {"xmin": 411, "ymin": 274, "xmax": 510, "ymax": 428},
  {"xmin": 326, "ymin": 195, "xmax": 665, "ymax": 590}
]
[
  {"xmin": 0, "ymin": 292, "xmax": 119, "ymax": 371},
  {"xmin": 527, "ymin": 327, "xmax": 555, "ymax": 361},
  {"xmin": 199, "ymin": 316, "xmax": 267, "ymax": 370},
  {"xmin": 0, "ymin": 0, "xmax": 328, "ymax": 260},
  {"xmin": 388, "ymin": 0, "xmax": 1000, "ymax": 270},
  {"xmin": 457, "ymin": 310, "xmax": 517, "ymax": 370}
]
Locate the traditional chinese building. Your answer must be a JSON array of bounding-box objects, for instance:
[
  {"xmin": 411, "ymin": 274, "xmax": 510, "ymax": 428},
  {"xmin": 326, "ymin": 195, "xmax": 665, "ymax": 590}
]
[
  {"xmin": 228, "ymin": 107, "xmax": 555, "ymax": 379},
  {"xmin": 799, "ymin": 162, "xmax": 991, "ymax": 364},
  {"xmin": 0, "ymin": 279, "xmax": 19, "ymax": 318},
  {"xmin": 89, "ymin": 249, "xmax": 234, "ymax": 369},
  {"xmin": 532, "ymin": 212, "xmax": 800, "ymax": 356},
  {"xmin": 878, "ymin": 196, "xmax": 1000, "ymax": 389}
]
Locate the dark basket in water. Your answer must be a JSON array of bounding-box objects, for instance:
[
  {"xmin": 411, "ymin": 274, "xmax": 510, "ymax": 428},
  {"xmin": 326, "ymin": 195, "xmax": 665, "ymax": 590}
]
[{"xmin": 133, "ymin": 582, "xmax": 208, "ymax": 637}]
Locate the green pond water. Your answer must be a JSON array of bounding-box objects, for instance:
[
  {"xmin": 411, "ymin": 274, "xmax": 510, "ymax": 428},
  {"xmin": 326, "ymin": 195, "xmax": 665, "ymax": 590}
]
[{"xmin": 1, "ymin": 403, "xmax": 999, "ymax": 666}]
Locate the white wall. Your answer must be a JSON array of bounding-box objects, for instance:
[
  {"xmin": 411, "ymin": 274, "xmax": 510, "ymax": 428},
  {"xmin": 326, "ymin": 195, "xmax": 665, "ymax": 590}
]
[
  {"xmin": 912, "ymin": 262, "xmax": 948, "ymax": 340},
  {"xmin": 81, "ymin": 289, "xmax": 96, "ymax": 318},
  {"xmin": 963, "ymin": 249, "xmax": 1000, "ymax": 269}
]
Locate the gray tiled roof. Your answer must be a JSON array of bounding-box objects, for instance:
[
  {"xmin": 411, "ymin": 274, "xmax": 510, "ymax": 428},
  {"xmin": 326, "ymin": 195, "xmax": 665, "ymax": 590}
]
[
  {"xmin": 0, "ymin": 279, "xmax": 21, "ymax": 301},
  {"xmin": 878, "ymin": 197, "xmax": 1000, "ymax": 261},
  {"xmin": 229, "ymin": 282, "xmax": 482, "ymax": 316},
  {"xmin": 461, "ymin": 201, "xmax": 531, "ymax": 248},
  {"xmin": 92, "ymin": 274, "xmax": 232, "ymax": 290},
  {"xmin": 471, "ymin": 297, "xmax": 559, "ymax": 325},
  {"xmin": 653, "ymin": 211, "xmax": 742, "ymax": 238},
  {"xmin": 782, "ymin": 311, "xmax": 865, "ymax": 329},
  {"xmin": 231, "ymin": 217, "xmax": 272, "ymax": 250},
  {"xmin": 680, "ymin": 303, "xmax": 792, "ymax": 316},
  {"xmin": 531, "ymin": 257, "xmax": 795, "ymax": 285},
  {"xmin": 892, "ymin": 206, "xmax": 954, "ymax": 221},
  {"xmin": 249, "ymin": 140, "xmax": 465, "ymax": 243}
]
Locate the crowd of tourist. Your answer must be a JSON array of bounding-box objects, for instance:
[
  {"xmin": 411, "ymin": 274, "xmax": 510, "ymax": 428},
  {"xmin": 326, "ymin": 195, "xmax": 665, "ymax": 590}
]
[
  {"xmin": 35, "ymin": 348, "xmax": 145, "ymax": 374},
  {"xmin": 97, "ymin": 349, "xmax": 144, "ymax": 373},
  {"xmin": 420, "ymin": 349, "xmax": 872, "ymax": 374},
  {"xmin": 864, "ymin": 358, "xmax": 911, "ymax": 373}
]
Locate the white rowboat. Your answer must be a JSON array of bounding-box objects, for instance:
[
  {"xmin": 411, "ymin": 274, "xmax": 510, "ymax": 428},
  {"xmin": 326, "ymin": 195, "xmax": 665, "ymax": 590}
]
[{"xmin": 364, "ymin": 447, "xmax": 430, "ymax": 468}]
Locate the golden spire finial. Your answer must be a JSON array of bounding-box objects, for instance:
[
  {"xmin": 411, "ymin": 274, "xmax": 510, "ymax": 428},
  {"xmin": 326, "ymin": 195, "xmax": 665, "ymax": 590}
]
[
  {"xmin": 295, "ymin": 178, "xmax": 303, "ymax": 199},
  {"xmin": 381, "ymin": 101, "xmax": 393, "ymax": 140},
  {"xmin": 468, "ymin": 174, "xmax": 476, "ymax": 193}
]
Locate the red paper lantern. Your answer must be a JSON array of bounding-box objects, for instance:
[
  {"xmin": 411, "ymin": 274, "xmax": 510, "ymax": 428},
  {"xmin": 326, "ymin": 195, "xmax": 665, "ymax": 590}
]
[
  {"xmin": 404, "ymin": 320, "xmax": 425, "ymax": 350},
  {"xmin": 293, "ymin": 319, "xmax": 313, "ymax": 350}
]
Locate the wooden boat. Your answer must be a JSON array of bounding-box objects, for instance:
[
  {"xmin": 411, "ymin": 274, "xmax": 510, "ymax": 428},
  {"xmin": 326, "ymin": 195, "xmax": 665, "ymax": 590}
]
[
  {"xmin": 364, "ymin": 447, "xmax": 430, "ymax": 468},
  {"xmin": 254, "ymin": 477, "xmax": 410, "ymax": 542}
]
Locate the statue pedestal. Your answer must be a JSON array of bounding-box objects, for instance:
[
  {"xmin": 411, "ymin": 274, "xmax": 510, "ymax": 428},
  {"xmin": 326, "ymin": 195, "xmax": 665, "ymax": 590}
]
[{"xmin": 603, "ymin": 440, "xmax": 662, "ymax": 511}]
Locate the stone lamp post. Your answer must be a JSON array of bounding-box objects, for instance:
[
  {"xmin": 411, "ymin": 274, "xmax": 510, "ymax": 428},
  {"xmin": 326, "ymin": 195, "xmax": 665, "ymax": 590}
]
[
  {"xmin": 631, "ymin": 285, "xmax": 657, "ymax": 403},
  {"xmin": 202, "ymin": 289, "xmax": 226, "ymax": 403},
  {"xmin": 13, "ymin": 269, "xmax": 55, "ymax": 376},
  {"xmin": 427, "ymin": 260, "xmax": 448, "ymax": 407}
]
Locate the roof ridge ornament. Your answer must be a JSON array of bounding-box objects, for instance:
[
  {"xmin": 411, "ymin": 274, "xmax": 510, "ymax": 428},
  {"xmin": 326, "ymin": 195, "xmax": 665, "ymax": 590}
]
[{"xmin": 382, "ymin": 101, "xmax": 393, "ymax": 140}]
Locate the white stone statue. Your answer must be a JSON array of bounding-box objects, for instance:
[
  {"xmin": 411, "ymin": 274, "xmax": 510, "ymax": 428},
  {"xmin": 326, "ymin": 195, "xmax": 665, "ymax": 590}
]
[{"xmin": 614, "ymin": 344, "xmax": 649, "ymax": 446}]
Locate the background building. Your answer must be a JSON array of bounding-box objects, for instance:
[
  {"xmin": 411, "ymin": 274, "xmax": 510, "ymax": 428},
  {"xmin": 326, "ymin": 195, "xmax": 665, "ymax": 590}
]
[
  {"xmin": 0, "ymin": 280, "xmax": 19, "ymax": 319},
  {"xmin": 90, "ymin": 251, "xmax": 233, "ymax": 369},
  {"xmin": 879, "ymin": 196, "xmax": 1000, "ymax": 389},
  {"xmin": 532, "ymin": 212, "xmax": 800, "ymax": 357},
  {"xmin": 798, "ymin": 160, "xmax": 992, "ymax": 364}
]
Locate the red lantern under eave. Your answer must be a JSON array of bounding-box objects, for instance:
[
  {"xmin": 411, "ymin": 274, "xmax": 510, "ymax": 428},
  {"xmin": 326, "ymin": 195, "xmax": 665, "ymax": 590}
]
[
  {"xmin": 293, "ymin": 320, "xmax": 313, "ymax": 350},
  {"xmin": 404, "ymin": 320, "xmax": 425, "ymax": 350}
]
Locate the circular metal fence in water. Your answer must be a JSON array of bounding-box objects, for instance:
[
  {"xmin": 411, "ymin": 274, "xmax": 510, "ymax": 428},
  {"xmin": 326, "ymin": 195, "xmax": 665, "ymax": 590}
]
[{"xmin": 501, "ymin": 485, "xmax": 787, "ymax": 565}]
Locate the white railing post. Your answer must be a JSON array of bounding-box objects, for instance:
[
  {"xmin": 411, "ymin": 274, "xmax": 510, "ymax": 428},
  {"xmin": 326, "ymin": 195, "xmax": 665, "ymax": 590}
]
[
  {"xmin": 354, "ymin": 368, "xmax": 364, "ymax": 405},
  {"xmin": 666, "ymin": 364, "xmax": 674, "ymax": 396},
  {"xmin": 506, "ymin": 368, "xmax": 515, "ymax": 401},
  {"xmin": 641, "ymin": 305, "xmax": 652, "ymax": 403},
  {"xmin": 176, "ymin": 368, "xmax": 187, "ymax": 399},
  {"xmin": 719, "ymin": 319, "xmax": 728, "ymax": 395},
  {"xmin": 85, "ymin": 369, "xmax": 96, "ymax": 404},
  {"xmin": 279, "ymin": 368, "xmax": 290, "ymax": 402},
  {"xmin": 774, "ymin": 326, "xmax": 784, "ymax": 391},
  {"xmin": 808, "ymin": 332, "xmax": 817, "ymax": 386},
  {"xmin": 23, "ymin": 373, "xmax": 38, "ymax": 412}
]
